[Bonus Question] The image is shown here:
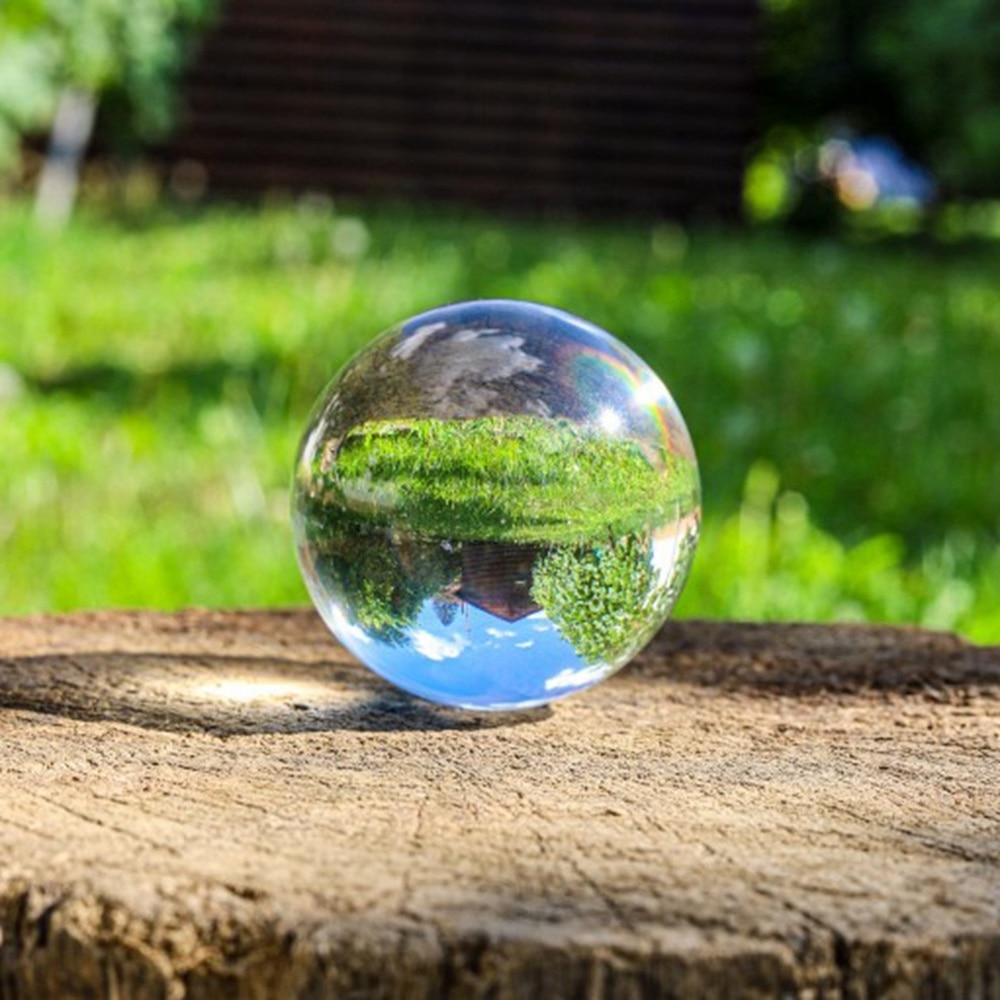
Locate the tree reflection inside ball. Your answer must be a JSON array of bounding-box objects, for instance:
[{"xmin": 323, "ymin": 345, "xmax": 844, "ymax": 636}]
[{"xmin": 292, "ymin": 300, "xmax": 700, "ymax": 710}]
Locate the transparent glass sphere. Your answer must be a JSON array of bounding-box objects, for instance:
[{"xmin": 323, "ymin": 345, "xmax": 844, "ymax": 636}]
[{"xmin": 292, "ymin": 300, "xmax": 700, "ymax": 710}]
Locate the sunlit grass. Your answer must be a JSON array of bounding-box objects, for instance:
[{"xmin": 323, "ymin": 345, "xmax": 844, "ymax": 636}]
[
  {"xmin": 309, "ymin": 415, "xmax": 694, "ymax": 544},
  {"xmin": 0, "ymin": 197, "xmax": 997, "ymax": 640}
]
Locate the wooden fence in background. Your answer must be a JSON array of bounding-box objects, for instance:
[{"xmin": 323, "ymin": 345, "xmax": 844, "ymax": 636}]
[{"xmin": 168, "ymin": 0, "xmax": 758, "ymax": 219}]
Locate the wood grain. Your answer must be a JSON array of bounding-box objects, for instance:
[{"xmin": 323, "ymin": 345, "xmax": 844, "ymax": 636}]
[{"xmin": 0, "ymin": 610, "xmax": 997, "ymax": 998}]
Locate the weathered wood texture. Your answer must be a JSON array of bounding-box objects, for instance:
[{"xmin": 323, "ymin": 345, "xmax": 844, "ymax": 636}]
[
  {"xmin": 166, "ymin": 0, "xmax": 757, "ymax": 218},
  {"xmin": 0, "ymin": 610, "xmax": 998, "ymax": 999}
]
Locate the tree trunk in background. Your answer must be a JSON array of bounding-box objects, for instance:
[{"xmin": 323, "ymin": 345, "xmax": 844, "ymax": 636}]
[{"xmin": 33, "ymin": 87, "xmax": 96, "ymax": 230}]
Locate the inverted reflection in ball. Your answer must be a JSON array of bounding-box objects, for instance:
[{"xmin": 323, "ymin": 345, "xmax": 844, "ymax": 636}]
[{"xmin": 293, "ymin": 300, "xmax": 700, "ymax": 710}]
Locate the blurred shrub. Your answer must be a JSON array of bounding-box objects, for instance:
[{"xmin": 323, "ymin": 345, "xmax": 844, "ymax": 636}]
[
  {"xmin": 760, "ymin": 0, "xmax": 1000, "ymax": 205},
  {"xmin": 867, "ymin": 0, "xmax": 1000, "ymax": 198},
  {"xmin": 678, "ymin": 463, "xmax": 1000, "ymax": 642}
]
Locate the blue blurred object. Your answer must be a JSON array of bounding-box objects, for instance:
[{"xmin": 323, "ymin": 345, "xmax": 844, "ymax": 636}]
[{"xmin": 820, "ymin": 135, "xmax": 936, "ymax": 209}]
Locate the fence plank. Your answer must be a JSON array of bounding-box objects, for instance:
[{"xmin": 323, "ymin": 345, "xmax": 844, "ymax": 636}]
[{"xmin": 168, "ymin": 0, "xmax": 758, "ymax": 217}]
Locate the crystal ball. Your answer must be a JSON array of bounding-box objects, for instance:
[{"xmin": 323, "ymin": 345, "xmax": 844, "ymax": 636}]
[{"xmin": 292, "ymin": 300, "xmax": 700, "ymax": 710}]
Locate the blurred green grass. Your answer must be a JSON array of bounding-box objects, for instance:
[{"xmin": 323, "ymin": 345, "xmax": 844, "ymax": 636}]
[{"xmin": 1, "ymin": 198, "xmax": 998, "ymax": 640}]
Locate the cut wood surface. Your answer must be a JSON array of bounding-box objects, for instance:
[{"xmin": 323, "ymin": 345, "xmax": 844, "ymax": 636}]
[{"xmin": 0, "ymin": 609, "xmax": 997, "ymax": 999}]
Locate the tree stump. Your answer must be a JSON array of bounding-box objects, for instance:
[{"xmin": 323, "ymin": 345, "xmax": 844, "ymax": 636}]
[{"xmin": 0, "ymin": 609, "xmax": 997, "ymax": 999}]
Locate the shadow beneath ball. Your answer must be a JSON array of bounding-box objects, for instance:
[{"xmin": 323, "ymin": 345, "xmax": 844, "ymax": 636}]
[
  {"xmin": 0, "ymin": 649, "xmax": 553, "ymax": 736},
  {"xmin": 334, "ymin": 691, "xmax": 553, "ymax": 732}
]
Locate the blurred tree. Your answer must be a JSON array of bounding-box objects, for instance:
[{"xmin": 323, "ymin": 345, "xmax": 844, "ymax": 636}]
[
  {"xmin": 761, "ymin": 0, "xmax": 890, "ymax": 139},
  {"xmin": 867, "ymin": 0, "xmax": 1000, "ymax": 198},
  {"xmin": 0, "ymin": 0, "xmax": 216, "ymax": 226},
  {"xmin": 759, "ymin": 0, "xmax": 1000, "ymax": 207}
]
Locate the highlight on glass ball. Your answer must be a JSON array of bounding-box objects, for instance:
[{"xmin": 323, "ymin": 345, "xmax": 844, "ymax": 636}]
[{"xmin": 292, "ymin": 300, "xmax": 700, "ymax": 710}]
